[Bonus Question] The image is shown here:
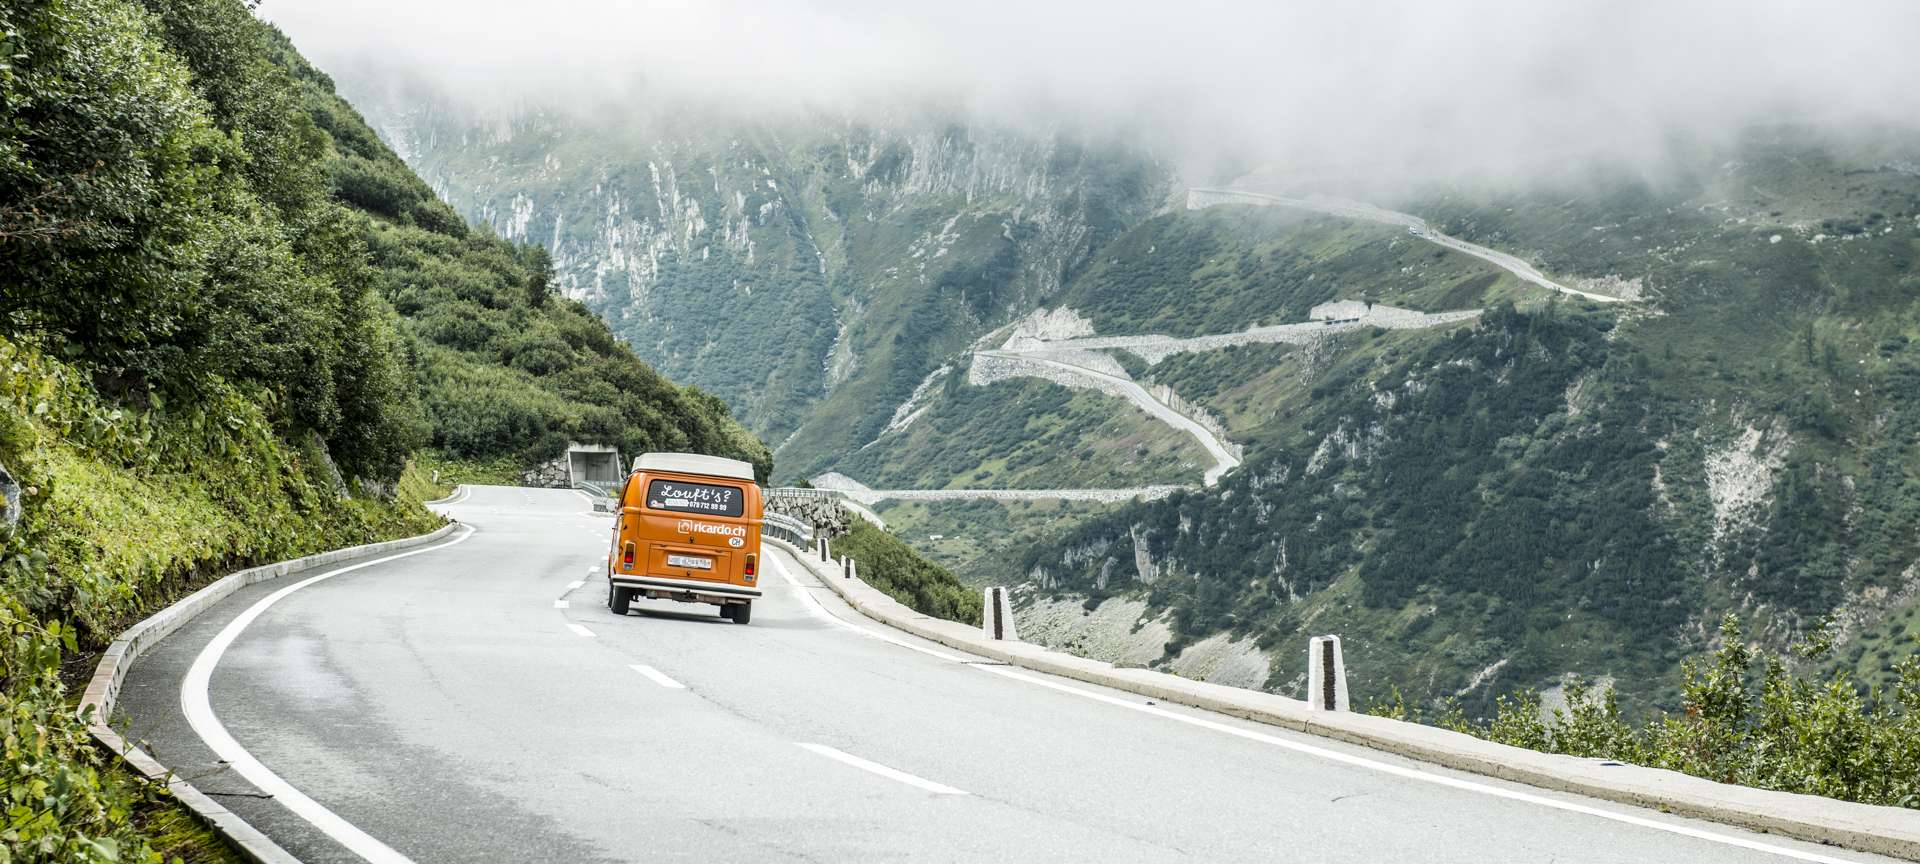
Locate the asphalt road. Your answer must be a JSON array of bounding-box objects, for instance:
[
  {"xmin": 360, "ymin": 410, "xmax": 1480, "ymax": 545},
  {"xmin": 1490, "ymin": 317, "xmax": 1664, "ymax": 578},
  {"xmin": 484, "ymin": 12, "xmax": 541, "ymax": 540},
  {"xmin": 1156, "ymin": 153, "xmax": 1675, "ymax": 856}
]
[{"xmin": 119, "ymin": 486, "xmax": 1898, "ymax": 863}]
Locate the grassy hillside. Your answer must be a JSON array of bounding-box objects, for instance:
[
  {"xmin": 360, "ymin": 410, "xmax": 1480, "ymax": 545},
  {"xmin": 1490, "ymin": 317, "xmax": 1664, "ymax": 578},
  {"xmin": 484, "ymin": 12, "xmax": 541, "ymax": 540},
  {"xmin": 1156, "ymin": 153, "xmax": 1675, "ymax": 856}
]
[
  {"xmin": 0, "ymin": 0, "xmax": 768, "ymax": 859},
  {"xmin": 832, "ymin": 374, "xmax": 1206, "ymax": 489},
  {"xmin": 1053, "ymin": 206, "xmax": 1519, "ymax": 336},
  {"xmin": 268, "ymin": 34, "xmax": 769, "ymax": 477},
  {"xmin": 833, "ymin": 521, "xmax": 982, "ymax": 624},
  {"xmin": 871, "ymin": 498, "xmax": 1129, "ymax": 587}
]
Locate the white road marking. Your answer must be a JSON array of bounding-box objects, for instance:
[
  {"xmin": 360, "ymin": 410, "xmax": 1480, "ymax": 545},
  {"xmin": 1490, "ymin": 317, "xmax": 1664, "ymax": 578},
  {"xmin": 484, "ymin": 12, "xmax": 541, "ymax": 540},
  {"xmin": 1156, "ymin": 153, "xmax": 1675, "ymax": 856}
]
[
  {"xmin": 629, "ymin": 664, "xmax": 687, "ymax": 689},
  {"xmin": 566, "ymin": 580, "xmax": 585, "ymax": 590},
  {"xmin": 764, "ymin": 552, "xmax": 963, "ymax": 662},
  {"xmin": 767, "ymin": 547, "xmax": 1859, "ymax": 863},
  {"xmin": 553, "ymin": 600, "xmax": 569, "ymax": 609},
  {"xmin": 181, "ymin": 526, "xmax": 478, "ymax": 864},
  {"xmin": 796, "ymin": 743, "xmax": 968, "ymax": 796},
  {"xmin": 584, "ymin": 566, "xmax": 598, "ymax": 574},
  {"xmin": 426, "ymin": 486, "xmax": 470, "ymax": 508},
  {"xmin": 566, "ymin": 622, "xmax": 596, "ymax": 638},
  {"xmin": 975, "ymin": 666, "xmax": 1860, "ymax": 863}
]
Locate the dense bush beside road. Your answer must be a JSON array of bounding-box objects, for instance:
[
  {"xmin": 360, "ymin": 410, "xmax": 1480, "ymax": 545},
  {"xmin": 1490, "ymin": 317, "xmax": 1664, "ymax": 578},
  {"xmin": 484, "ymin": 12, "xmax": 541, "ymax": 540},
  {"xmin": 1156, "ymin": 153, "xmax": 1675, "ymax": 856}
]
[
  {"xmin": 833, "ymin": 521, "xmax": 983, "ymax": 626},
  {"xmin": 1375, "ymin": 615, "xmax": 1920, "ymax": 809}
]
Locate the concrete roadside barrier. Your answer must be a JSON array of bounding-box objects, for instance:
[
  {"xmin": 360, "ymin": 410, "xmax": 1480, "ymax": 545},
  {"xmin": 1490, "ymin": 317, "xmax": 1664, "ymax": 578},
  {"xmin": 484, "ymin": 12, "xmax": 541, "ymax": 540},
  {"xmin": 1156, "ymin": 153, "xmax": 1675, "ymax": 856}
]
[
  {"xmin": 1306, "ymin": 635, "xmax": 1348, "ymax": 712},
  {"xmin": 765, "ymin": 535, "xmax": 1920, "ymax": 861},
  {"xmin": 982, "ymin": 587, "xmax": 1017, "ymax": 641}
]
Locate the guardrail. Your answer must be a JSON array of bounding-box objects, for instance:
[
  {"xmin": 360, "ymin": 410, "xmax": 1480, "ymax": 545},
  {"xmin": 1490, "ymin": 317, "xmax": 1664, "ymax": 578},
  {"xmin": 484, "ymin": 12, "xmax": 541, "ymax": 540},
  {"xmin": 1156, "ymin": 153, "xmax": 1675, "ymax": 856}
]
[
  {"xmin": 766, "ymin": 487, "xmax": 844, "ymax": 502},
  {"xmin": 576, "ymin": 480, "xmax": 617, "ymax": 499},
  {"xmin": 762, "ymin": 512, "xmax": 815, "ymax": 546}
]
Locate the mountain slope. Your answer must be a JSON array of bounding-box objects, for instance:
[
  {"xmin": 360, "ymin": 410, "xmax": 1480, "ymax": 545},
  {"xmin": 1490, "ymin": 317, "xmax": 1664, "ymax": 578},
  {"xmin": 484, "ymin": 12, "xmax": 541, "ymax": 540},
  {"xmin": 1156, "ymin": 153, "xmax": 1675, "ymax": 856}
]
[
  {"xmin": 0, "ymin": 1, "xmax": 767, "ymax": 858},
  {"xmin": 1023, "ymin": 136, "xmax": 1920, "ymax": 713},
  {"xmin": 343, "ymin": 69, "xmax": 1920, "ymax": 717},
  {"xmin": 337, "ymin": 86, "xmax": 1172, "ymax": 479}
]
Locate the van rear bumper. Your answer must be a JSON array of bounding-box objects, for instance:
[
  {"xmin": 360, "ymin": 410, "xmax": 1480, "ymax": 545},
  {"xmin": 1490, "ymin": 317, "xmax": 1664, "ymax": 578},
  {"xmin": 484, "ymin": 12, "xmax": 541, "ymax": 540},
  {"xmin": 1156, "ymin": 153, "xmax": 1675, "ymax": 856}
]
[{"xmin": 613, "ymin": 574, "xmax": 762, "ymax": 600}]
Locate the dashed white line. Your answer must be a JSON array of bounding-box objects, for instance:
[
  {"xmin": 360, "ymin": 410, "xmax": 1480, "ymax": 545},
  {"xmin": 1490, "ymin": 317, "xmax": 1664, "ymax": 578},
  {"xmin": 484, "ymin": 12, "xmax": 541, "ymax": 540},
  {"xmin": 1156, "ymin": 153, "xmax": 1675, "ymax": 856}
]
[
  {"xmin": 629, "ymin": 664, "xmax": 687, "ymax": 689},
  {"xmin": 553, "ymin": 600, "xmax": 570, "ymax": 609},
  {"xmin": 975, "ymin": 665, "xmax": 1858, "ymax": 863},
  {"xmin": 181, "ymin": 526, "xmax": 478, "ymax": 864},
  {"xmin": 565, "ymin": 623, "xmax": 596, "ymax": 638},
  {"xmin": 796, "ymin": 743, "xmax": 967, "ymax": 796},
  {"xmin": 766, "ymin": 546, "xmax": 1858, "ymax": 864},
  {"xmin": 566, "ymin": 580, "xmax": 585, "ymax": 590}
]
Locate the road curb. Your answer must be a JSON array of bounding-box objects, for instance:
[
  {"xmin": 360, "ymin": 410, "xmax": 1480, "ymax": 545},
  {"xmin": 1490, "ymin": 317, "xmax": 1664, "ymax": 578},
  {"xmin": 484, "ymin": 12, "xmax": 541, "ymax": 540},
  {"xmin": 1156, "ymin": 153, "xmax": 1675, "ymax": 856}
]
[
  {"xmin": 768, "ymin": 536, "xmax": 1920, "ymax": 861},
  {"xmin": 83, "ymin": 516, "xmax": 461, "ymax": 864},
  {"xmin": 423, "ymin": 484, "xmax": 470, "ymax": 506}
]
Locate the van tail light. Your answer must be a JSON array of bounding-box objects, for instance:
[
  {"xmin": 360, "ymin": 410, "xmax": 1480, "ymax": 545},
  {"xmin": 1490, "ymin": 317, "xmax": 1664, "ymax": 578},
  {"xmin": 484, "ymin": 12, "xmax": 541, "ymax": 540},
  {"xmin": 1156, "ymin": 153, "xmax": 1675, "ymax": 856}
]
[
  {"xmin": 743, "ymin": 553, "xmax": 758, "ymax": 577},
  {"xmin": 622, "ymin": 542, "xmax": 635, "ymax": 569}
]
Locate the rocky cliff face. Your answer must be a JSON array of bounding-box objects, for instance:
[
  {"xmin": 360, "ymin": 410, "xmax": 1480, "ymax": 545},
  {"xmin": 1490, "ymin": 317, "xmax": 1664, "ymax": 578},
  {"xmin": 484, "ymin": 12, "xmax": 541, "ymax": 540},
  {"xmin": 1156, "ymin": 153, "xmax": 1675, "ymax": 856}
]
[{"xmin": 341, "ymin": 86, "xmax": 1174, "ymax": 474}]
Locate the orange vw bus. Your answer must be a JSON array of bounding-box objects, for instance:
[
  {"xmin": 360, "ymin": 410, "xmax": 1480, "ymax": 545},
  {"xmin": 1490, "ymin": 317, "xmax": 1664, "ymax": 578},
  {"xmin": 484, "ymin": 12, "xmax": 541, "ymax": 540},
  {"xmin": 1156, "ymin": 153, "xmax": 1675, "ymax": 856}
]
[{"xmin": 606, "ymin": 453, "xmax": 764, "ymax": 624}]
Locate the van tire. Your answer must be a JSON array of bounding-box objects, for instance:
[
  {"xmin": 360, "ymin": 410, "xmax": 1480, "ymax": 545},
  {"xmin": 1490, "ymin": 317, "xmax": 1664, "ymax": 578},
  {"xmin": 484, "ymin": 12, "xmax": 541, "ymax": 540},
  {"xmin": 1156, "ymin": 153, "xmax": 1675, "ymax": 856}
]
[
  {"xmin": 727, "ymin": 602, "xmax": 751, "ymax": 625},
  {"xmin": 610, "ymin": 585, "xmax": 632, "ymax": 617}
]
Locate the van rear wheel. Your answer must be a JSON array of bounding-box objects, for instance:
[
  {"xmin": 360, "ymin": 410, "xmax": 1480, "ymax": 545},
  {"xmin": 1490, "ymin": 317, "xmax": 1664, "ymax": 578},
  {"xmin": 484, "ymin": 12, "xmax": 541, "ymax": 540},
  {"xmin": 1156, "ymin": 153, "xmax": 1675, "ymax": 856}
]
[
  {"xmin": 609, "ymin": 585, "xmax": 632, "ymax": 616},
  {"xmin": 726, "ymin": 602, "xmax": 751, "ymax": 625}
]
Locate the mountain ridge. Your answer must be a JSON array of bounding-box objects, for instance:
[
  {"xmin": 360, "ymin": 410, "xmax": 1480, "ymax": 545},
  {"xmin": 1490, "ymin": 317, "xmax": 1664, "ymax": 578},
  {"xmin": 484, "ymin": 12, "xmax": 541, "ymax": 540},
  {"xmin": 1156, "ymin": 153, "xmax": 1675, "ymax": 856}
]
[{"xmin": 337, "ymin": 77, "xmax": 1920, "ymax": 717}]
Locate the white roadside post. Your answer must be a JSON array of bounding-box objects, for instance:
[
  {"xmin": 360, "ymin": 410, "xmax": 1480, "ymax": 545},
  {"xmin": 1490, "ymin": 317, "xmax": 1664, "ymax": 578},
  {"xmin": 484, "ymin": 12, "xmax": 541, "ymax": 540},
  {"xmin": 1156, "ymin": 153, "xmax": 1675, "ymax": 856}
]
[
  {"xmin": 1307, "ymin": 635, "xmax": 1349, "ymax": 712},
  {"xmin": 981, "ymin": 586, "xmax": 1018, "ymax": 641}
]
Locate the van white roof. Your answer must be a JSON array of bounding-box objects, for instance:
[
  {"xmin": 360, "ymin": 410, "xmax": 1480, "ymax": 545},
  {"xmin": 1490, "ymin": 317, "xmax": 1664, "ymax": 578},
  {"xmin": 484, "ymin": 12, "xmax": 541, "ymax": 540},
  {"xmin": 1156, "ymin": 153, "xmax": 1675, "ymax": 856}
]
[{"xmin": 632, "ymin": 452, "xmax": 757, "ymax": 482}]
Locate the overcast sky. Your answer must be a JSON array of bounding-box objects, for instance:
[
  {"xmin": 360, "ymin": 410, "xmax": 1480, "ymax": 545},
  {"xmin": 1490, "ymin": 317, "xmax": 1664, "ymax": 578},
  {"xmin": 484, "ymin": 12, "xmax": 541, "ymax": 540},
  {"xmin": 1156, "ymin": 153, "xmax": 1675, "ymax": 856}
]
[{"xmin": 264, "ymin": 0, "xmax": 1920, "ymax": 188}]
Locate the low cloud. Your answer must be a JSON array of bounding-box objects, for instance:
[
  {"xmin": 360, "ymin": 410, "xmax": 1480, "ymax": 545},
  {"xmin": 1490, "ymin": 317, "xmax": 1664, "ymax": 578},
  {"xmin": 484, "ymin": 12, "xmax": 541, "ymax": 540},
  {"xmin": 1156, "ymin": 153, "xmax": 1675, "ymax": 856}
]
[{"xmin": 265, "ymin": 0, "xmax": 1920, "ymax": 189}]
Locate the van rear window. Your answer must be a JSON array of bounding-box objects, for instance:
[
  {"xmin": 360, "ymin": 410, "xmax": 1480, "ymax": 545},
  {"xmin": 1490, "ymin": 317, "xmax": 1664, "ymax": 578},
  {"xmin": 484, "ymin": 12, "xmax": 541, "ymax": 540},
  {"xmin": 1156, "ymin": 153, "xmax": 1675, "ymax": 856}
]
[{"xmin": 645, "ymin": 479, "xmax": 744, "ymax": 517}]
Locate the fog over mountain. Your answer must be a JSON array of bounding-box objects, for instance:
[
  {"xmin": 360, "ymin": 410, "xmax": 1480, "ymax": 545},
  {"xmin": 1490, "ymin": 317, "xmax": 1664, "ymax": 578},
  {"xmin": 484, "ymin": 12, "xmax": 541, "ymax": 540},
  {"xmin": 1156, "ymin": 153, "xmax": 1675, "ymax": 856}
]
[{"xmin": 266, "ymin": 0, "xmax": 1919, "ymax": 187}]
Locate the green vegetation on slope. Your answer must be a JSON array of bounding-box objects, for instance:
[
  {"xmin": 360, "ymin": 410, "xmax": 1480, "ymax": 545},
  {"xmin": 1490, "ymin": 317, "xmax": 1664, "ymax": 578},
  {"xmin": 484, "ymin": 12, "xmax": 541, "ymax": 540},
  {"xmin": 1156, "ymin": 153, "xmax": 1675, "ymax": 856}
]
[
  {"xmin": 1054, "ymin": 206, "xmax": 1515, "ymax": 336},
  {"xmin": 1022, "ymin": 135, "xmax": 1920, "ymax": 720},
  {"xmin": 0, "ymin": 337, "xmax": 426, "ymax": 863},
  {"xmin": 835, "ymin": 373, "xmax": 1205, "ymax": 489},
  {"xmin": 268, "ymin": 35, "xmax": 769, "ymax": 477},
  {"xmin": 1028, "ymin": 305, "xmax": 1692, "ymax": 714},
  {"xmin": 349, "ymin": 96, "xmax": 1171, "ymax": 480},
  {"xmin": 833, "ymin": 521, "xmax": 982, "ymax": 625},
  {"xmin": 0, "ymin": 0, "xmax": 770, "ymax": 859},
  {"xmin": 1375, "ymin": 616, "xmax": 1920, "ymax": 810},
  {"xmin": 873, "ymin": 498, "xmax": 1127, "ymax": 587}
]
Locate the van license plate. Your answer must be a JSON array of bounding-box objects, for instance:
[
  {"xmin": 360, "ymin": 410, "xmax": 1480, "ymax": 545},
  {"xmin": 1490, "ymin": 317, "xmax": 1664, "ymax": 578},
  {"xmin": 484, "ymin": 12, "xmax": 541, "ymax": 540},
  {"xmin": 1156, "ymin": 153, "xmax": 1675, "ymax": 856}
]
[{"xmin": 667, "ymin": 554, "xmax": 712, "ymax": 570}]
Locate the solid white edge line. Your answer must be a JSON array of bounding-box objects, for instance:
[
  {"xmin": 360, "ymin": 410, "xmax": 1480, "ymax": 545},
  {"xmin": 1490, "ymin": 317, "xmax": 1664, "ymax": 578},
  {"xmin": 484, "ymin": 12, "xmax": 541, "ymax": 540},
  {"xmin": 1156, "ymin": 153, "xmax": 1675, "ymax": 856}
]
[
  {"xmin": 566, "ymin": 622, "xmax": 596, "ymax": 638},
  {"xmin": 766, "ymin": 546, "xmax": 1861, "ymax": 864},
  {"xmin": 181, "ymin": 525, "xmax": 478, "ymax": 864},
  {"xmin": 764, "ymin": 550, "xmax": 963, "ymax": 662},
  {"xmin": 975, "ymin": 665, "xmax": 1860, "ymax": 864},
  {"xmin": 628, "ymin": 664, "xmax": 687, "ymax": 689},
  {"xmin": 795, "ymin": 743, "xmax": 967, "ymax": 796}
]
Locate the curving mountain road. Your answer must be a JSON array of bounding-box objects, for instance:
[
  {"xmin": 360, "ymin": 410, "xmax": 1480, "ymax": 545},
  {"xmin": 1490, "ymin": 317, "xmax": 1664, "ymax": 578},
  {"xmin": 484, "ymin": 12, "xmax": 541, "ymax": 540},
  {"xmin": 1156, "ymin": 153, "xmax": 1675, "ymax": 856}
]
[
  {"xmin": 974, "ymin": 349, "xmax": 1242, "ymax": 485},
  {"xmin": 118, "ymin": 487, "xmax": 1890, "ymax": 863},
  {"xmin": 1186, "ymin": 187, "xmax": 1630, "ymax": 304}
]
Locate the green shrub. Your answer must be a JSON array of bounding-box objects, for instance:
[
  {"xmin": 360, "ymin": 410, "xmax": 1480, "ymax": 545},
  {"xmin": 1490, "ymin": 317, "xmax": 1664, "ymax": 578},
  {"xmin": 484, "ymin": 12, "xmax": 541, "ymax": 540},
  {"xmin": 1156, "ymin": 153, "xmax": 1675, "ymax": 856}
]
[
  {"xmin": 1396, "ymin": 616, "xmax": 1920, "ymax": 809},
  {"xmin": 833, "ymin": 521, "xmax": 982, "ymax": 625}
]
